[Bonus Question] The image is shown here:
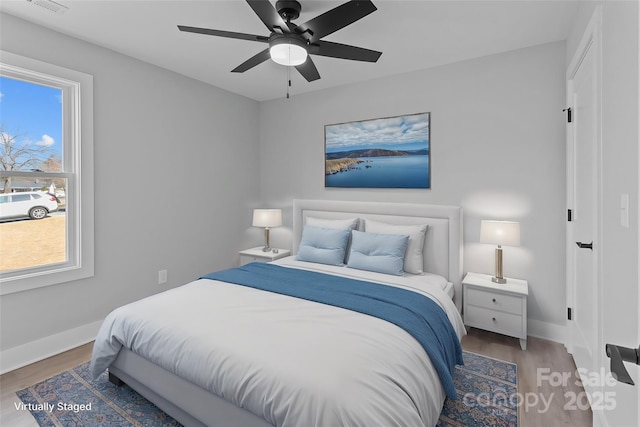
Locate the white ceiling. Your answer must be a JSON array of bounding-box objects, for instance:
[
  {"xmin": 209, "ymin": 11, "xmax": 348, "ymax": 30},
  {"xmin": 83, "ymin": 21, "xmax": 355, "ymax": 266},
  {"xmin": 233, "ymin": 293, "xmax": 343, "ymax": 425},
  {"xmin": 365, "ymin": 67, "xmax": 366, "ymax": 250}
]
[{"xmin": 1, "ymin": 0, "xmax": 579, "ymax": 101}]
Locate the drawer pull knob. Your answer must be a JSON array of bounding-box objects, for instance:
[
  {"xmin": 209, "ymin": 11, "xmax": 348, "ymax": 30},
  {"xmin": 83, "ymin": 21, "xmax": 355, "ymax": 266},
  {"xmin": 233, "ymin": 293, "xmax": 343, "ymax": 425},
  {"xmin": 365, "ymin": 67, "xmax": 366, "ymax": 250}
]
[
  {"xmin": 492, "ymin": 298, "xmax": 497, "ymax": 303},
  {"xmin": 492, "ymin": 317, "xmax": 496, "ymax": 322}
]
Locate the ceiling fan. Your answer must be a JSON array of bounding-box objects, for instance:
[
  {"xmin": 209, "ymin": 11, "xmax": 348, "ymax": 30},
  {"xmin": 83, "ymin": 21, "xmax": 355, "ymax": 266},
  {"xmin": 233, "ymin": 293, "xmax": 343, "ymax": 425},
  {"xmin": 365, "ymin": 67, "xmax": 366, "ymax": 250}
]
[{"xmin": 178, "ymin": 0, "xmax": 382, "ymax": 82}]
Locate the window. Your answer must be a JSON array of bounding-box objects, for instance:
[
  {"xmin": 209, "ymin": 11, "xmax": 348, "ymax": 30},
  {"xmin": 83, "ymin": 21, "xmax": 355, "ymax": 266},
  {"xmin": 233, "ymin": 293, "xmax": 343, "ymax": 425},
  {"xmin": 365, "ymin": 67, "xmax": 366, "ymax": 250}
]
[{"xmin": 0, "ymin": 51, "xmax": 94, "ymax": 295}]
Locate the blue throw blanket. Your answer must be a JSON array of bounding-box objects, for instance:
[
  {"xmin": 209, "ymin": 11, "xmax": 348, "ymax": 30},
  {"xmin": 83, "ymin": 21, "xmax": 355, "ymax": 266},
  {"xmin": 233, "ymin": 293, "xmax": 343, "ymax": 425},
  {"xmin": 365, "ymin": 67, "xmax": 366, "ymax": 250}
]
[{"xmin": 201, "ymin": 262, "xmax": 463, "ymax": 398}]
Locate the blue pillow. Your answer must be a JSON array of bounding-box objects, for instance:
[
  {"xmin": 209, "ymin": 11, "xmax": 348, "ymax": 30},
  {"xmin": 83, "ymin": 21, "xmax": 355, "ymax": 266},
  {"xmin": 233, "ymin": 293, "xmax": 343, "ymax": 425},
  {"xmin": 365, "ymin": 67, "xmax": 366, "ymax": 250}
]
[
  {"xmin": 296, "ymin": 225, "xmax": 351, "ymax": 266},
  {"xmin": 347, "ymin": 230, "xmax": 409, "ymax": 276}
]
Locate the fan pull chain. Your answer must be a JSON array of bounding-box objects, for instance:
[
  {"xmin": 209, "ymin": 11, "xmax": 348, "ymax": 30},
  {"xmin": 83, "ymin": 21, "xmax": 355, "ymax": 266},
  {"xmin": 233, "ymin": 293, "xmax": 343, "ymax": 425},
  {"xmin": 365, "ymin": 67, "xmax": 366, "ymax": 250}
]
[{"xmin": 286, "ymin": 66, "xmax": 291, "ymax": 99}]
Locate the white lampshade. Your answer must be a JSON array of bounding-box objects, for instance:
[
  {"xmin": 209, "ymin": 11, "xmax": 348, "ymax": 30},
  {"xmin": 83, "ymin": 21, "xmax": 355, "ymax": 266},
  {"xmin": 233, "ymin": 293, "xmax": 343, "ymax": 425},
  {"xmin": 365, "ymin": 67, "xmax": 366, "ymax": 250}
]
[
  {"xmin": 252, "ymin": 209, "xmax": 282, "ymax": 228},
  {"xmin": 269, "ymin": 40, "xmax": 307, "ymax": 66},
  {"xmin": 480, "ymin": 220, "xmax": 520, "ymax": 247}
]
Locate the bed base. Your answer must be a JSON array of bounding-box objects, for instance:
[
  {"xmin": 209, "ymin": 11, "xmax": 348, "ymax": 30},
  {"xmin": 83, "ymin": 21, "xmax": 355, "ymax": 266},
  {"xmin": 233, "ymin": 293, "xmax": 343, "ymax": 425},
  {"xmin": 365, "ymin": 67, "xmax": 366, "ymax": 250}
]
[
  {"xmin": 108, "ymin": 348, "xmax": 273, "ymax": 427},
  {"xmin": 108, "ymin": 372, "xmax": 124, "ymax": 387}
]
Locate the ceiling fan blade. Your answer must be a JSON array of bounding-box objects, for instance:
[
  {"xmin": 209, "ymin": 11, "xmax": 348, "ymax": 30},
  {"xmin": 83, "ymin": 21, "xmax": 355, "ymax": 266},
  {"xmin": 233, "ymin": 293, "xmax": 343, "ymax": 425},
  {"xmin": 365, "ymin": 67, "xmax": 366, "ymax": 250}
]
[
  {"xmin": 231, "ymin": 49, "xmax": 272, "ymax": 73},
  {"xmin": 178, "ymin": 25, "xmax": 269, "ymax": 43},
  {"xmin": 246, "ymin": 0, "xmax": 290, "ymax": 33},
  {"xmin": 296, "ymin": 0, "xmax": 377, "ymax": 43},
  {"xmin": 311, "ymin": 40, "xmax": 381, "ymax": 62},
  {"xmin": 295, "ymin": 57, "xmax": 321, "ymax": 82}
]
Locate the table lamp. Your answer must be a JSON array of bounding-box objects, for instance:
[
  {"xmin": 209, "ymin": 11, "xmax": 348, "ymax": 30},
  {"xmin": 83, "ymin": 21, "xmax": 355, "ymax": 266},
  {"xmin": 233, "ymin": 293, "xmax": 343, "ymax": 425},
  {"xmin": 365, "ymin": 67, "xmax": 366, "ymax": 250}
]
[
  {"xmin": 253, "ymin": 209, "xmax": 282, "ymax": 252},
  {"xmin": 480, "ymin": 220, "xmax": 520, "ymax": 284}
]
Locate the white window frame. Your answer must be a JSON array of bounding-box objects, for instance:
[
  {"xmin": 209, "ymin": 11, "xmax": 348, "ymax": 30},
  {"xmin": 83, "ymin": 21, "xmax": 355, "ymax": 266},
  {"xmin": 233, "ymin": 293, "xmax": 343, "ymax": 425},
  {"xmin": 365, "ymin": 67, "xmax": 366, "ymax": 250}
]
[{"xmin": 0, "ymin": 51, "xmax": 94, "ymax": 295}]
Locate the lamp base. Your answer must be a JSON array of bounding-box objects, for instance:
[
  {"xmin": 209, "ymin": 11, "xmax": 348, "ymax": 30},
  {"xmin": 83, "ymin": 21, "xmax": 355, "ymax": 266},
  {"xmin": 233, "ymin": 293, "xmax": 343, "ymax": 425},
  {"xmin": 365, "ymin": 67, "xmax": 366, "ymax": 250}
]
[
  {"xmin": 262, "ymin": 228, "xmax": 271, "ymax": 252},
  {"xmin": 492, "ymin": 246, "xmax": 506, "ymax": 284}
]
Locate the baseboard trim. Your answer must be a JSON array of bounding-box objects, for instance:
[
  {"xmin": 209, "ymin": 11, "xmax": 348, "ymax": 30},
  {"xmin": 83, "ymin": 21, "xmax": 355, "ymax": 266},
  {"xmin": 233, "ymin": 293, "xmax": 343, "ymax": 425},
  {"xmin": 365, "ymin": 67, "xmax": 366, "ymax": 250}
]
[
  {"xmin": 528, "ymin": 319, "xmax": 567, "ymax": 345},
  {"xmin": 0, "ymin": 320, "xmax": 103, "ymax": 374}
]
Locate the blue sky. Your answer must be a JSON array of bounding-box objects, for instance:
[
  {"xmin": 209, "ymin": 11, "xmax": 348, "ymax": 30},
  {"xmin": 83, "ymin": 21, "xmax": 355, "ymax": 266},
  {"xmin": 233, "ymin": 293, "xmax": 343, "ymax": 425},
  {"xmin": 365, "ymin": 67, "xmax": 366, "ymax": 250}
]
[
  {"xmin": 0, "ymin": 76, "xmax": 63, "ymax": 159},
  {"xmin": 325, "ymin": 112, "xmax": 429, "ymax": 153}
]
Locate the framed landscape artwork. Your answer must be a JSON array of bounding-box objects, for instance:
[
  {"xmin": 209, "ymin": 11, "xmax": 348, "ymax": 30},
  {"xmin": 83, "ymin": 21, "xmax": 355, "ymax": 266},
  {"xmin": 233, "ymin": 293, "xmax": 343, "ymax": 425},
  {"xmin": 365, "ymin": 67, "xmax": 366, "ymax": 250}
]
[{"xmin": 324, "ymin": 112, "xmax": 430, "ymax": 188}]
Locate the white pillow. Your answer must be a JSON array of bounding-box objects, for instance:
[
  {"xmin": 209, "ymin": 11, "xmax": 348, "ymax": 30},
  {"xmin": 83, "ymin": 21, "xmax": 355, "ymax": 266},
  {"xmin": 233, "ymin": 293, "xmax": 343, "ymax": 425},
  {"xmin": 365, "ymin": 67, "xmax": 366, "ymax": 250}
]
[
  {"xmin": 305, "ymin": 216, "xmax": 358, "ymax": 230},
  {"xmin": 364, "ymin": 219, "xmax": 428, "ymax": 274}
]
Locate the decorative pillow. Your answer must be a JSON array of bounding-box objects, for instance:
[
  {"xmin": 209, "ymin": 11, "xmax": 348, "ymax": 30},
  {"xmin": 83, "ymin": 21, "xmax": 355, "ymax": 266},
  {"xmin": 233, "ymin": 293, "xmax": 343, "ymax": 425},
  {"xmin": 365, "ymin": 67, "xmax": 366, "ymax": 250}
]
[
  {"xmin": 305, "ymin": 216, "xmax": 359, "ymax": 230},
  {"xmin": 305, "ymin": 216, "xmax": 359, "ymax": 263},
  {"xmin": 347, "ymin": 230, "xmax": 409, "ymax": 276},
  {"xmin": 364, "ymin": 220, "xmax": 428, "ymax": 274},
  {"xmin": 296, "ymin": 225, "xmax": 351, "ymax": 266}
]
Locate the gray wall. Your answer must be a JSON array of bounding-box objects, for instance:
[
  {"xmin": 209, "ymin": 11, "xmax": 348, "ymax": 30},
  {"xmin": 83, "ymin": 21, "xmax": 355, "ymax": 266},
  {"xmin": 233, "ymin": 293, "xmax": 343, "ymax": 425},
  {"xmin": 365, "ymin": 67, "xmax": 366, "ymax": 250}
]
[
  {"xmin": 259, "ymin": 42, "xmax": 568, "ymax": 332},
  {"xmin": 0, "ymin": 13, "xmax": 261, "ymax": 351},
  {"xmin": 1, "ymin": 2, "xmax": 636, "ymax": 377},
  {"xmin": 5, "ymin": 9, "xmax": 616, "ymax": 356}
]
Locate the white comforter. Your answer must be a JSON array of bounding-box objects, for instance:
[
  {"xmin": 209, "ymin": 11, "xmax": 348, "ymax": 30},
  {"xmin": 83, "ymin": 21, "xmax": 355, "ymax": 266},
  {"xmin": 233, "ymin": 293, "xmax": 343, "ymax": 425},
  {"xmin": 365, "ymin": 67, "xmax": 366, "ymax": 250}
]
[{"xmin": 91, "ymin": 258, "xmax": 466, "ymax": 427}]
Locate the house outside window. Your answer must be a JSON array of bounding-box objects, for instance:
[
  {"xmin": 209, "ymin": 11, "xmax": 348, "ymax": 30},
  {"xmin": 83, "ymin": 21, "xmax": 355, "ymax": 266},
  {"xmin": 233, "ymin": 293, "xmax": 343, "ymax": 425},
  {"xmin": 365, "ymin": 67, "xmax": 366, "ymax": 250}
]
[{"xmin": 0, "ymin": 51, "xmax": 94, "ymax": 295}]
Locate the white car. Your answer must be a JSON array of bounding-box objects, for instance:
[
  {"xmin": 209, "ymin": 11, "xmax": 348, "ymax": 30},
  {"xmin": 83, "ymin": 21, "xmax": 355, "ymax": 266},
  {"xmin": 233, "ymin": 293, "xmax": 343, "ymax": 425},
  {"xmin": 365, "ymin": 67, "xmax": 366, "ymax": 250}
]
[{"xmin": 0, "ymin": 191, "xmax": 59, "ymax": 220}]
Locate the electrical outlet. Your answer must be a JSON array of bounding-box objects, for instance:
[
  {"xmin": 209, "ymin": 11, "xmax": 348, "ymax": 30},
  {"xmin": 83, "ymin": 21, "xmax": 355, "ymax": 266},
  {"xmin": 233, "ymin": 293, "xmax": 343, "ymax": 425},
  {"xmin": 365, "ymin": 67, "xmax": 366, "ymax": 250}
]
[
  {"xmin": 621, "ymin": 194, "xmax": 629, "ymax": 228},
  {"xmin": 158, "ymin": 269, "xmax": 167, "ymax": 284}
]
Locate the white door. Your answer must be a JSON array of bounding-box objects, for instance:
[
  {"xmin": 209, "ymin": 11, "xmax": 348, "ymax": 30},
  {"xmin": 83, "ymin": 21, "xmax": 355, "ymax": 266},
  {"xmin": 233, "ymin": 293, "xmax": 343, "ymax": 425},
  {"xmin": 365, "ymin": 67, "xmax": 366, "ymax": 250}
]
[
  {"xmin": 567, "ymin": 14, "xmax": 602, "ymax": 418},
  {"xmin": 568, "ymin": 7, "xmax": 639, "ymax": 427}
]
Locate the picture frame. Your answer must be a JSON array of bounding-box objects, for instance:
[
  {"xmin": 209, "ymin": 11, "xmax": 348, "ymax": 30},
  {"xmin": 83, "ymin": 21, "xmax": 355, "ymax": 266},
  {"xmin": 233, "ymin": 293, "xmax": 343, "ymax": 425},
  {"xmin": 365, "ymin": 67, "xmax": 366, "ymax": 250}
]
[{"xmin": 324, "ymin": 112, "xmax": 430, "ymax": 188}]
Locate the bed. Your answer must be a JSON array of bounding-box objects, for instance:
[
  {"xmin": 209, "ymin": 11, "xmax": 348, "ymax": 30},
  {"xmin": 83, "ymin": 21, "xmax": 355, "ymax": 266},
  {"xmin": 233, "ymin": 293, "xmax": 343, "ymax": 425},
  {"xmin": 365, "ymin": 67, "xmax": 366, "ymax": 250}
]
[{"xmin": 90, "ymin": 199, "xmax": 465, "ymax": 427}]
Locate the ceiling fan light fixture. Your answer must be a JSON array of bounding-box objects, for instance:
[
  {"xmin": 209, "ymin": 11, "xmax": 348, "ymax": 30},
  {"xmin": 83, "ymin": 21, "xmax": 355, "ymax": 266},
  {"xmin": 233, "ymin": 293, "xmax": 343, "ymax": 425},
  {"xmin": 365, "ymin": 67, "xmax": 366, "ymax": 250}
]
[
  {"xmin": 269, "ymin": 36, "xmax": 308, "ymax": 66},
  {"xmin": 178, "ymin": 0, "xmax": 382, "ymax": 82}
]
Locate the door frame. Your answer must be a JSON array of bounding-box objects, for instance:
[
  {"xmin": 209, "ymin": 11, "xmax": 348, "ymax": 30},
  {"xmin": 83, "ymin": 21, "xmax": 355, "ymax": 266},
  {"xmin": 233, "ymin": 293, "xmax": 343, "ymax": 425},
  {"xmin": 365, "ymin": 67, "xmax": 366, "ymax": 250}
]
[
  {"xmin": 637, "ymin": 4, "xmax": 640, "ymax": 424},
  {"xmin": 565, "ymin": 5, "xmax": 604, "ymax": 425}
]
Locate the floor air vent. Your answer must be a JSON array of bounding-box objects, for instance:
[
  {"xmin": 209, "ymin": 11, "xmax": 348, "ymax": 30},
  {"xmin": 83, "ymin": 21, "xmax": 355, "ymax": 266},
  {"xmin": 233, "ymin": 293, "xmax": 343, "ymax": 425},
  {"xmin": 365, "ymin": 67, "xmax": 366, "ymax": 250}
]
[{"xmin": 25, "ymin": 0, "xmax": 69, "ymax": 14}]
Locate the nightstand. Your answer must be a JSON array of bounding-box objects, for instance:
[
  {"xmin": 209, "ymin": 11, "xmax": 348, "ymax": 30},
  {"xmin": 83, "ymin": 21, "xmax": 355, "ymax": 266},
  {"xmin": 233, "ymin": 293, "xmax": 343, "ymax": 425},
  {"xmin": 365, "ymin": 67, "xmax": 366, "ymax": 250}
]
[
  {"xmin": 239, "ymin": 247, "xmax": 290, "ymax": 266},
  {"xmin": 463, "ymin": 272, "xmax": 529, "ymax": 350}
]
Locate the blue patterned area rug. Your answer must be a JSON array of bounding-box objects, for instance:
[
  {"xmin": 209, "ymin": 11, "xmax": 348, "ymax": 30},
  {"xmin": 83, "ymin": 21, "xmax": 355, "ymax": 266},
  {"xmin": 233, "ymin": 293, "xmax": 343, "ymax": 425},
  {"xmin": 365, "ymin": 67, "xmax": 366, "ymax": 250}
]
[
  {"xmin": 17, "ymin": 351, "xmax": 517, "ymax": 427},
  {"xmin": 16, "ymin": 362, "xmax": 181, "ymax": 426},
  {"xmin": 437, "ymin": 351, "xmax": 518, "ymax": 427}
]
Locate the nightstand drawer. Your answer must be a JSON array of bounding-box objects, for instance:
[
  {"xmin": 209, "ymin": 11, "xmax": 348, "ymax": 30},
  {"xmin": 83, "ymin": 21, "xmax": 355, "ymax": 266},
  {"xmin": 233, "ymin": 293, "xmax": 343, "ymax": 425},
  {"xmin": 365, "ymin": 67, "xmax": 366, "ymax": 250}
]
[
  {"xmin": 466, "ymin": 288, "xmax": 523, "ymax": 315},
  {"xmin": 465, "ymin": 305, "xmax": 524, "ymax": 338}
]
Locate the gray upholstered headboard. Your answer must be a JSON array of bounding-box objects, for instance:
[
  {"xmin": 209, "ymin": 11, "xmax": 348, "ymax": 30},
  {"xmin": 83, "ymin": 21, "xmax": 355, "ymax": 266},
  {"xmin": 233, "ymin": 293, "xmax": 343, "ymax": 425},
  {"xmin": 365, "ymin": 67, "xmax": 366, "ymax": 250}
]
[{"xmin": 292, "ymin": 199, "xmax": 464, "ymax": 310}]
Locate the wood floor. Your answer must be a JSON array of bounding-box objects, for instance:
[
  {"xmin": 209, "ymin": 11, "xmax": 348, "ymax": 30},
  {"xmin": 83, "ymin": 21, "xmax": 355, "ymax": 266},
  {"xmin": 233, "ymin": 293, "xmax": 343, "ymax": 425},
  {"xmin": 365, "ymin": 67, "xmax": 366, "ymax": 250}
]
[
  {"xmin": 462, "ymin": 328, "xmax": 592, "ymax": 427},
  {"xmin": 0, "ymin": 330, "xmax": 592, "ymax": 426},
  {"xmin": 0, "ymin": 342, "xmax": 94, "ymax": 427}
]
